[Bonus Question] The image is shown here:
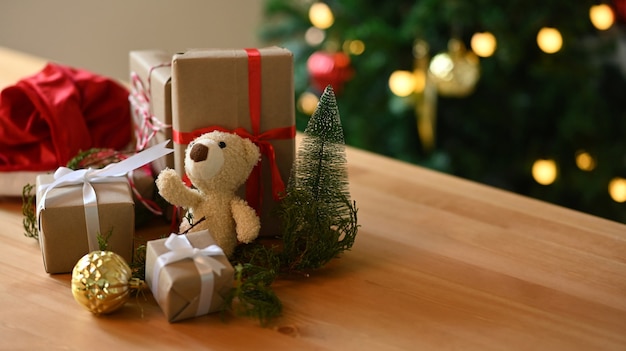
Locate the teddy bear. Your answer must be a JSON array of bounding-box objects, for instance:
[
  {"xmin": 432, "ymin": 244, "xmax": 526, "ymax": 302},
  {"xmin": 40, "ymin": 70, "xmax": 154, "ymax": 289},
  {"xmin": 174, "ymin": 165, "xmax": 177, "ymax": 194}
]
[{"xmin": 156, "ymin": 131, "xmax": 261, "ymax": 256}]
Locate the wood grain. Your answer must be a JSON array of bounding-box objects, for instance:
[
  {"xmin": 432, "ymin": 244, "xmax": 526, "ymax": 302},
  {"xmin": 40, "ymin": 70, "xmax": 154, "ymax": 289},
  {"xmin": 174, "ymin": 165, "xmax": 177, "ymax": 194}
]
[{"xmin": 0, "ymin": 46, "xmax": 625, "ymax": 350}]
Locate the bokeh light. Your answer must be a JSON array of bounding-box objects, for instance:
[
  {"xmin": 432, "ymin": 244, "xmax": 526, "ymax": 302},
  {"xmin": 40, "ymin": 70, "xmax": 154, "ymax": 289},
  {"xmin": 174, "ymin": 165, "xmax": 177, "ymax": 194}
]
[
  {"xmin": 297, "ymin": 91, "xmax": 320, "ymax": 115},
  {"xmin": 609, "ymin": 177, "xmax": 626, "ymax": 202},
  {"xmin": 470, "ymin": 32, "xmax": 497, "ymax": 57},
  {"xmin": 309, "ymin": 2, "xmax": 334, "ymax": 29},
  {"xmin": 590, "ymin": 4, "xmax": 615, "ymax": 30},
  {"xmin": 537, "ymin": 27, "xmax": 563, "ymax": 54},
  {"xmin": 343, "ymin": 39, "xmax": 365, "ymax": 55},
  {"xmin": 532, "ymin": 159, "xmax": 557, "ymax": 185},
  {"xmin": 388, "ymin": 70, "xmax": 416, "ymax": 97},
  {"xmin": 429, "ymin": 53, "xmax": 454, "ymax": 81},
  {"xmin": 575, "ymin": 150, "xmax": 596, "ymax": 171},
  {"xmin": 305, "ymin": 27, "xmax": 326, "ymax": 46}
]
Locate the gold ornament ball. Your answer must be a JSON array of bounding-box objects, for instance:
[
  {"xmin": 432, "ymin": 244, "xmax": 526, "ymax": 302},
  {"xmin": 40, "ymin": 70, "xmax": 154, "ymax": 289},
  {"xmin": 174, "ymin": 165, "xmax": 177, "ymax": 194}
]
[
  {"xmin": 71, "ymin": 251, "xmax": 132, "ymax": 315},
  {"xmin": 429, "ymin": 39, "xmax": 480, "ymax": 97}
]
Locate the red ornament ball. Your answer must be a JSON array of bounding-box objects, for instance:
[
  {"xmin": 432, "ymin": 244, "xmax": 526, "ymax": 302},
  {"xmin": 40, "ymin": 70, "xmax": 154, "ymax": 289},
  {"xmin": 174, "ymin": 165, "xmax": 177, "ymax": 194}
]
[{"xmin": 307, "ymin": 51, "xmax": 354, "ymax": 94}]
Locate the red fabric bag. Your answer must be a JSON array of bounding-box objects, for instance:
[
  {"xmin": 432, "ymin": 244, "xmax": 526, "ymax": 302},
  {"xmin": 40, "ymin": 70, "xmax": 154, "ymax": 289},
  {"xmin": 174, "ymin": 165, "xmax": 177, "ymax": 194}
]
[{"xmin": 0, "ymin": 63, "xmax": 131, "ymax": 173}]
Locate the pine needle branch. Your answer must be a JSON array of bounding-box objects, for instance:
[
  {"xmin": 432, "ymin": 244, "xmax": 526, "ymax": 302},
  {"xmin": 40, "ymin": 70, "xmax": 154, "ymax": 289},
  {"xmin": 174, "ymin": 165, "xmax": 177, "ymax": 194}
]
[
  {"xmin": 223, "ymin": 256, "xmax": 282, "ymax": 326},
  {"xmin": 21, "ymin": 183, "xmax": 38, "ymax": 240},
  {"xmin": 96, "ymin": 228, "xmax": 113, "ymax": 251},
  {"xmin": 131, "ymin": 243, "xmax": 147, "ymax": 281}
]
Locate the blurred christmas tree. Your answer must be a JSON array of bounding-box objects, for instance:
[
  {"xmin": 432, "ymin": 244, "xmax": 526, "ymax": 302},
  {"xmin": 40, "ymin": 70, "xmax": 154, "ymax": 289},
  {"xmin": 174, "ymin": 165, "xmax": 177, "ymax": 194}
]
[{"xmin": 259, "ymin": 0, "xmax": 626, "ymax": 223}]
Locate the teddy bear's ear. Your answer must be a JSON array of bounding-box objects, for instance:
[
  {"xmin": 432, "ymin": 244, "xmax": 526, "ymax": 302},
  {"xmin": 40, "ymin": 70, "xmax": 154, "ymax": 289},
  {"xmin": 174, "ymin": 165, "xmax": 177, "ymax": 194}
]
[{"xmin": 243, "ymin": 138, "xmax": 261, "ymax": 165}]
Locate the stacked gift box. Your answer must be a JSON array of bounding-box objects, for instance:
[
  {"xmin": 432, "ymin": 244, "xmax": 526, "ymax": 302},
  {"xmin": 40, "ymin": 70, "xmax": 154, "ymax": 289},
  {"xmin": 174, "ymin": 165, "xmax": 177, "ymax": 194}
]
[
  {"xmin": 129, "ymin": 47, "xmax": 295, "ymax": 237},
  {"xmin": 129, "ymin": 50, "xmax": 175, "ymax": 174}
]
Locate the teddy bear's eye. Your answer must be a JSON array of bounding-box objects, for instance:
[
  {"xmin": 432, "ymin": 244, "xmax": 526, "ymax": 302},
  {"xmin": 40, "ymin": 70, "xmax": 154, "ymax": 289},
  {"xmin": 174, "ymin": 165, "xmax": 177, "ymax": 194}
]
[{"xmin": 218, "ymin": 141, "xmax": 226, "ymax": 149}]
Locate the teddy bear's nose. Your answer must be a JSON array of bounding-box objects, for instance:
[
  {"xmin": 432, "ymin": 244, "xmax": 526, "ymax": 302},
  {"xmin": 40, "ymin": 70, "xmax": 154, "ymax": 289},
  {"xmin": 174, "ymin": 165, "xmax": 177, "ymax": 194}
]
[{"xmin": 190, "ymin": 143, "xmax": 209, "ymax": 162}]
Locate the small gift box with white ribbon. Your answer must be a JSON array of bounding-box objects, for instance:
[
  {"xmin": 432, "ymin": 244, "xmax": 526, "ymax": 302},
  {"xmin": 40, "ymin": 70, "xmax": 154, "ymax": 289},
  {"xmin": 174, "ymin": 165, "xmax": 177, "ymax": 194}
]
[
  {"xmin": 145, "ymin": 230, "xmax": 234, "ymax": 323},
  {"xmin": 36, "ymin": 173, "xmax": 134, "ymax": 274},
  {"xmin": 36, "ymin": 141, "xmax": 173, "ymax": 274}
]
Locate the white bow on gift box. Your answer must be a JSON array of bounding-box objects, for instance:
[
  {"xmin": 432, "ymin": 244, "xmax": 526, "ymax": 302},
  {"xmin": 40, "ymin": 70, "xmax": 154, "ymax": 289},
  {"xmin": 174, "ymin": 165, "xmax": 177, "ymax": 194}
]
[{"xmin": 36, "ymin": 140, "xmax": 173, "ymax": 252}]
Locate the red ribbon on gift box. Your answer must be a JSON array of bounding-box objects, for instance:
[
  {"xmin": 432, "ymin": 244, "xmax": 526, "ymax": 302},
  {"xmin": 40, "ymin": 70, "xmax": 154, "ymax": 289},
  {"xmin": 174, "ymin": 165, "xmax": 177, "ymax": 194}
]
[{"xmin": 173, "ymin": 48, "xmax": 295, "ymax": 213}]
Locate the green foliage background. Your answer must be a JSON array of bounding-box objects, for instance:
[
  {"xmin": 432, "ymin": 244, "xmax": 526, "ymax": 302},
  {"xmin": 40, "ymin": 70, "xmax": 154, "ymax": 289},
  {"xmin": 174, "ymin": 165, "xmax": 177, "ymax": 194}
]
[{"xmin": 260, "ymin": 0, "xmax": 626, "ymax": 223}]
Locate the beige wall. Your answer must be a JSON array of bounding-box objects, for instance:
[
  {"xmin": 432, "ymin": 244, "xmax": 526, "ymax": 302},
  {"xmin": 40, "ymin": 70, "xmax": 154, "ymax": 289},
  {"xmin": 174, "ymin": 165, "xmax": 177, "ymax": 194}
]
[{"xmin": 0, "ymin": 0, "xmax": 263, "ymax": 81}]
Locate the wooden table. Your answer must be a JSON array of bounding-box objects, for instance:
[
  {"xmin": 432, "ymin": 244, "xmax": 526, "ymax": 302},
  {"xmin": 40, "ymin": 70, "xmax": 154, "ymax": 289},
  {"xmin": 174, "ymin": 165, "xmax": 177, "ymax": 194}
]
[{"xmin": 1, "ymin": 46, "xmax": 625, "ymax": 350}]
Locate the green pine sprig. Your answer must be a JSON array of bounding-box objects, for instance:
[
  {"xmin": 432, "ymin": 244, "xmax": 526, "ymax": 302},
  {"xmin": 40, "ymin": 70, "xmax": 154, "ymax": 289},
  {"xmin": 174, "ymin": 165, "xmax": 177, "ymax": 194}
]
[
  {"xmin": 131, "ymin": 243, "xmax": 147, "ymax": 281},
  {"xmin": 223, "ymin": 262, "xmax": 282, "ymax": 327},
  {"xmin": 66, "ymin": 148, "xmax": 129, "ymax": 170},
  {"xmin": 278, "ymin": 188, "xmax": 358, "ymax": 272},
  {"xmin": 224, "ymin": 241, "xmax": 282, "ymax": 324},
  {"xmin": 96, "ymin": 228, "xmax": 113, "ymax": 251},
  {"xmin": 21, "ymin": 183, "xmax": 38, "ymax": 240}
]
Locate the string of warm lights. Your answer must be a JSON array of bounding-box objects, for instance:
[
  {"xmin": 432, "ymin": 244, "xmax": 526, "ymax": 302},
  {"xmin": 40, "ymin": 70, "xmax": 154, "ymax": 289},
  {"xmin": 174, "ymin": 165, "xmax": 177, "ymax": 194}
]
[
  {"xmin": 387, "ymin": 3, "xmax": 617, "ymax": 98},
  {"xmin": 526, "ymin": 4, "xmax": 622, "ymax": 202},
  {"xmin": 303, "ymin": 1, "xmax": 625, "ymax": 203}
]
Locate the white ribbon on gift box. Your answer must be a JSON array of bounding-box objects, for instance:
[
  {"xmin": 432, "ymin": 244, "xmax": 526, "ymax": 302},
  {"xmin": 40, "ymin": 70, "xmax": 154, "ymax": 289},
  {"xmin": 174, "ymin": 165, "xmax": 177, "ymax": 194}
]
[
  {"xmin": 36, "ymin": 140, "xmax": 173, "ymax": 252},
  {"xmin": 151, "ymin": 233, "xmax": 227, "ymax": 317}
]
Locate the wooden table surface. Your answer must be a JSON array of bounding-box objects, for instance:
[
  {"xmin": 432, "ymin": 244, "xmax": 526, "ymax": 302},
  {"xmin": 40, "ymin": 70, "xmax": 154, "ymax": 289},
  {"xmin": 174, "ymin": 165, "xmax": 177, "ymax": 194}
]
[{"xmin": 1, "ymin": 46, "xmax": 625, "ymax": 350}]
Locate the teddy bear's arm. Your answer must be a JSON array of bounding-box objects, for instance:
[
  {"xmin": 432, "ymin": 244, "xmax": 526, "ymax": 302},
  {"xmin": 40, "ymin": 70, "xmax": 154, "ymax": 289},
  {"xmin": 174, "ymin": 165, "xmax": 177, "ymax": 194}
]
[
  {"xmin": 155, "ymin": 168, "xmax": 203, "ymax": 209},
  {"xmin": 230, "ymin": 198, "xmax": 261, "ymax": 244}
]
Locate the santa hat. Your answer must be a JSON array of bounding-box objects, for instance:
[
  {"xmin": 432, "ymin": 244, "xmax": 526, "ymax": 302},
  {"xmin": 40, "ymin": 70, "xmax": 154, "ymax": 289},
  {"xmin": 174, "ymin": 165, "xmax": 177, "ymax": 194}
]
[{"xmin": 0, "ymin": 63, "xmax": 131, "ymax": 194}]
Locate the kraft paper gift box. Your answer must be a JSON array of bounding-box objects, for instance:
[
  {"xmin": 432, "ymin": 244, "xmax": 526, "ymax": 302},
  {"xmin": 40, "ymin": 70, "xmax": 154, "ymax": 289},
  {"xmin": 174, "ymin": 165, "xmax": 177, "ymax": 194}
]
[
  {"xmin": 35, "ymin": 174, "xmax": 135, "ymax": 274},
  {"xmin": 129, "ymin": 50, "xmax": 174, "ymax": 174},
  {"xmin": 145, "ymin": 230, "xmax": 234, "ymax": 323},
  {"xmin": 171, "ymin": 47, "xmax": 295, "ymax": 236}
]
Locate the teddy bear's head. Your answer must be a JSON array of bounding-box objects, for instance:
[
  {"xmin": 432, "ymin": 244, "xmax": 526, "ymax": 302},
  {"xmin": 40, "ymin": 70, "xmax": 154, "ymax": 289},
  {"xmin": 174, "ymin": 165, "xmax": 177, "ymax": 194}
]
[{"xmin": 184, "ymin": 131, "xmax": 260, "ymax": 193}]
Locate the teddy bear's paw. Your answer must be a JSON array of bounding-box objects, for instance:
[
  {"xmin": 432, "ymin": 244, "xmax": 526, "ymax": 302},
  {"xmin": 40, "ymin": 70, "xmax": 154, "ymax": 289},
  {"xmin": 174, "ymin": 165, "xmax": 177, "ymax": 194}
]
[
  {"xmin": 236, "ymin": 220, "xmax": 261, "ymax": 243},
  {"xmin": 155, "ymin": 168, "xmax": 179, "ymax": 192},
  {"xmin": 232, "ymin": 199, "xmax": 261, "ymax": 243},
  {"xmin": 155, "ymin": 168, "xmax": 204, "ymax": 209}
]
